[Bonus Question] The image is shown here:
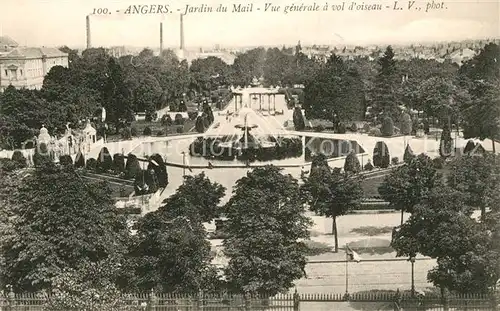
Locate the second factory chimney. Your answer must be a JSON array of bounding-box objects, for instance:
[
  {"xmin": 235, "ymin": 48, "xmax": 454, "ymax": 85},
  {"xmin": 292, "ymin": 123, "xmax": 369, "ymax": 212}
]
[
  {"xmin": 86, "ymin": 15, "xmax": 91, "ymax": 49},
  {"xmin": 160, "ymin": 22, "xmax": 163, "ymax": 55}
]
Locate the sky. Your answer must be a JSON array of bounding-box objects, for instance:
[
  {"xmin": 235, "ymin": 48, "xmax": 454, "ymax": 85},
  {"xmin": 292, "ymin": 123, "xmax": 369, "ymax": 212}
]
[{"xmin": 0, "ymin": 0, "xmax": 498, "ymax": 48}]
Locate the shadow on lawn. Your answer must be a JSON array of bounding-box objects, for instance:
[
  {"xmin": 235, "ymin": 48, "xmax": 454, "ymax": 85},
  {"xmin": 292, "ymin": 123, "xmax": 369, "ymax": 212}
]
[
  {"xmin": 348, "ymin": 238, "xmax": 394, "ymax": 255},
  {"xmin": 350, "ymin": 226, "xmax": 394, "ymax": 236}
]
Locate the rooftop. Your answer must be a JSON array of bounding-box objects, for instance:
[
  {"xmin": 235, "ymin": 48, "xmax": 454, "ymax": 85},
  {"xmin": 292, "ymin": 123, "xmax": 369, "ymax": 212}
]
[
  {"xmin": 0, "ymin": 36, "xmax": 19, "ymax": 48},
  {"xmin": 0, "ymin": 47, "xmax": 67, "ymax": 59}
]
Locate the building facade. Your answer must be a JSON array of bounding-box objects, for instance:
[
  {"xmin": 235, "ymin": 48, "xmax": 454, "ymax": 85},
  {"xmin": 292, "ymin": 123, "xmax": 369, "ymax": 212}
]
[{"xmin": 0, "ymin": 36, "xmax": 68, "ymax": 92}]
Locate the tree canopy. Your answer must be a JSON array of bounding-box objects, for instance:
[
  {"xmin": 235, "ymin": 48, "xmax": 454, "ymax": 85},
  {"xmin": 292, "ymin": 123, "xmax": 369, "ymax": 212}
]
[{"xmin": 222, "ymin": 166, "xmax": 311, "ymax": 295}]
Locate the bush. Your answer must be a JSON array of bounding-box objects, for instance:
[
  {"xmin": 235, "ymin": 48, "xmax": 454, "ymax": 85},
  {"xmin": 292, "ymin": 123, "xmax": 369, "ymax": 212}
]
[
  {"xmin": 175, "ymin": 114, "xmax": 184, "ymax": 125},
  {"xmin": 432, "ymin": 157, "xmax": 445, "ymax": 169},
  {"xmin": 381, "ymin": 116, "xmax": 394, "ymax": 137},
  {"xmin": 188, "ymin": 111, "xmax": 198, "ymax": 120},
  {"xmin": 439, "ymin": 125, "xmax": 453, "ymax": 158},
  {"xmin": 350, "ymin": 123, "xmax": 358, "ymax": 132},
  {"xmin": 0, "ymin": 158, "xmax": 19, "ymax": 172},
  {"xmin": 75, "ymin": 150, "xmax": 85, "ymax": 168},
  {"xmin": 120, "ymin": 127, "xmax": 132, "ymax": 140},
  {"xmin": 176, "ymin": 126, "xmax": 184, "ymax": 134},
  {"xmin": 148, "ymin": 153, "xmax": 168, "ymax": 188},
  {"xmin": 161, "ymin": 114, "xmax": 173, "ymax": 126},
  {"xmin": 124, "ymin": 154, "xmax": 141, "ymax": 179},
  {"xmin": 85, "ymin": 158, "xmax": 97, "ymax": 172},
  {"xmin": 195, "ymin": 116, "xmax": 205, "ymax": 133},
  {"xmin": 364, "ymin": 160, "xmax": 374, "ymax": 171},
  {"xmin": 369, "ymin": 128, "xmax": 382, "ymax": 137},
  {"xmin": 391, "ymin": 157, "xmax": 399, "ymax": 165},
  {"xmin": 113, "ymin": 153, "xmax": 125, "ymax": 173},
  {"xmin": 403, "ymin": 144, "xmax": 415, "ymax": 163},
  {"xmin": 11, "ymin": 150, "xmax": 27, "ymax": 168},
  {"xmin": 337, "ymin": 123, "xmax": 347, "ymax": 134},
  {"xmin": 463, "ymin": 140, "xmax": 476, "ymax": 155},
  {"xmin": 156, "ymin": 130, "xmax": 165, "ymax": 136},
  {"xmin": 33, "ymin": 143, "xmax": 51, "ymax": 167},
  {"xmin": 344, "ymin": 151, "xmax": 361, "ymax": 174},
  {"xmin": 292, "ymin": 107, "xmax": 306, "ymax": 131},
  {"xmin": 59, "ymin": 155, "xmax": 73, "ymax": 166},
  {"xmin": 373, "ymin": 141, "xmax": 390, "ymax": 168},
  {"xmin": 363, "ymin": 123, "xmax": 371, "ymax": 133},
  {"xmin": 314, "ymin": 125, "xmax": 324, "ymax": 132},
  {"xmin": 130, "ymin": 127, "xmax": 138, "ymax": 137},
  {"xmin": 96, "ymin": 147, "xmax": 113, "ymax": 173},
  {"xmin": 143, "ymin": 127, "xmax": 152, "ymax": 136},
  {"xmin": 423, "ymin": 119, "xmax": 430, "ymax": 134},
  {"xmin": 400, "ymin": 113, "xmax": 412, "ymax": 135}
]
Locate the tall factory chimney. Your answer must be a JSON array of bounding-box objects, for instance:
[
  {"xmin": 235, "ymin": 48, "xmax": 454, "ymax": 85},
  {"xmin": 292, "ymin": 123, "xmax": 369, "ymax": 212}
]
[
  {"xmin": 86, "ymin": 15, "xmax": 91, "ymax": 49},
  {"xmin": 159, "ymin": 22, "xmax": 163, "ymax": 55},
  {"xmin": 180, "ymin": 14, "xmax": 185, "ymax": 50}
]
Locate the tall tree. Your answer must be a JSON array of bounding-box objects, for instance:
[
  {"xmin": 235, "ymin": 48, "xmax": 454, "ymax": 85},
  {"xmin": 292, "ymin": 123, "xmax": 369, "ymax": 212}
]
[
  {"xmin": 392, "ymin": 185, "xmax": 499, "ymax": 294},
  {"xmin": 158, "ymin": 172, "xmax": 226, "ymax": 223},
  {"xmin": 370, "ymin": 46, "xmax": 401, "ymax": 121},
  {"xmin": 222, "ymin": 166, "xmax": 311, "ymax": 295},
  {"xmin": 129, "ymin": 206, "xmax": 215, "ymax": 294},
  {"xmin": 302, "ymin": 157, "xmax": 363, "ymax": 252},
  {"xmin": 304, "ymin": 55, "xmax": 364, "ymax": 125},
  {"xmin": 447, "ymin": 154, "xmax": 500, "ymax": 220},
  {"xmin": 0, "ymin": 163, "xmax": 130, "ymax": 292},
  {"xmin": 379, "ymin": 153, "xmax": 442, "ymax": 225}
]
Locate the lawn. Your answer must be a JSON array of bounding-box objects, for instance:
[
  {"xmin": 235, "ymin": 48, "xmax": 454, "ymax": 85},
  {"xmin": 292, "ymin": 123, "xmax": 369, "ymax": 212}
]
[{"xmin": 360, "ymin": 174, "xmax": 386, "ymax": 199}]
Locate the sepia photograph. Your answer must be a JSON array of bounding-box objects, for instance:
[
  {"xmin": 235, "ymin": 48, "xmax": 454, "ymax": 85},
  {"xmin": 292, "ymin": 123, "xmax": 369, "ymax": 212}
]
[{"xmin": 0, "ymin": 0, "xmax": 499, "ymax": 310}]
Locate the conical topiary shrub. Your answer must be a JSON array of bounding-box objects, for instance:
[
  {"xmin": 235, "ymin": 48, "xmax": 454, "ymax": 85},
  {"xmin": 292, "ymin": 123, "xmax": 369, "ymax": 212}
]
[
  {"xmin": 147, "ymin": 153, "xmax": 168, "ymax": 188},
  {"xmin": 125, "ymin": 153, "xmax": 141, "ymax": 179},
  {"xmin": 381, "ymin": 117, "xmax": 394, "ymax": 137},
  {"xmin": 11, "ymin": 150, "xmax": 27, "ymax": 168},
  {"xmin": 403, "ymin": 144, "xmax": 415, "ymax": 163},
  {"xmin": 96, "ymin": 147, "xmax": 113, "ymax": 173},
  {"xmin": 113, "ymin": 153, "xmax": 125, "ymax": 173},
  {"xmin": 400, "ymin": 113, "xmax": 412, "ymax": 135},
  {"xmin": 373, "ymin": 141, "xmax": 390, "ymax": 168},
  {"xmin": 439, "ymin": 125, "xmax": 453, "ymax": 158},
  {"xmin": 344, "ymin": 151, "xmax": 361, "ymax": 174},
  {"xmin": 463, "ymin": 140, "xmax": 476, "ymax": 155},
  {"xmin": 75, "ymin": 150, "xmax": 85, "ymax": 168},
  {"xmin": 59, "ymin": 155, "xmax": 73, "ymax": 166}
]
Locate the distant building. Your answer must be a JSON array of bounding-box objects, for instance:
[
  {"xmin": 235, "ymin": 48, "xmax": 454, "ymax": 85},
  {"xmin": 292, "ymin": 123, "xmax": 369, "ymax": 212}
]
[{"xmin": 0, "ymin": 36, "xmax": 68, "ymax": 91}]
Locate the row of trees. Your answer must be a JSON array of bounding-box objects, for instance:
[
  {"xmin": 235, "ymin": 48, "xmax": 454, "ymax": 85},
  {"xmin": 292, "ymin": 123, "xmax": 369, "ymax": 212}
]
[
  {"xmin": 0, "ymin": 161, "xmax": 314, "ymax": 302},
  {"xmin": 379, "ymin": 152, "xmax": 500, "ymax": 293},
  {"xmin": 302, "ymin": 43, "xmax": 500, "ymax": 150},
  {"xmin": 2, "ymin": 146, "xmax": 497, "ymax": 299}
]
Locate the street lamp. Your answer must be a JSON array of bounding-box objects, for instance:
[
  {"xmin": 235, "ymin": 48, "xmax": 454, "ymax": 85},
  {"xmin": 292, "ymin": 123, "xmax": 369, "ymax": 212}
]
[{"xmin": 409, "ymin": 255, "xmax": 416, "ymax": 297}]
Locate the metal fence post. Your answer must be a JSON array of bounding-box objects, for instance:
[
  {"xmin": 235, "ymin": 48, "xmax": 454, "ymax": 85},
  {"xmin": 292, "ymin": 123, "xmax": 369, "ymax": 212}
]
[
  {"xmin": 293, "ymin": 289, "xmax": 300, "ymax": 311},
  {"xmin": 147, "ymin": 289, "xmax": 157, "ymax": 311},
  {"xmin": 393, "ymin": 289, "xmax": 401, "ymax": 311}
]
